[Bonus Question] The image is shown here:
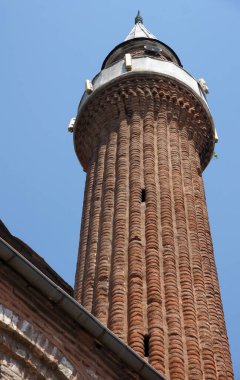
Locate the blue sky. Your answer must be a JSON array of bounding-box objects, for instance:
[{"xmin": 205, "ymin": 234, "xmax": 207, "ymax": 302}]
[{"xmin": 1, "ymin": 0, "xmax": 239, "ymax": 377}]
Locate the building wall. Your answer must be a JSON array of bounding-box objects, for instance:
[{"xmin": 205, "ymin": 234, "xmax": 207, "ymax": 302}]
[{"xmin": 0, "ymin": 261, "xmax": 140, "ymax": 380}]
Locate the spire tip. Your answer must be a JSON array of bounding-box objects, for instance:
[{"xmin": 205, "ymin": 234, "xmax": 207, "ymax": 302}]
[{"xmin": 135, "ymin": 10, "xmax": 143, "ymax": 24}]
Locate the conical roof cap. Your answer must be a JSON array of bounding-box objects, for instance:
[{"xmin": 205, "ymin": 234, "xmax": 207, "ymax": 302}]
[
  {"xmin": 101, "ymin": 11, "xmax": 182, "ymax": 69},
  {"xmin": 125, "ymin": 11, "xmax": 157, "ymax": 41}
]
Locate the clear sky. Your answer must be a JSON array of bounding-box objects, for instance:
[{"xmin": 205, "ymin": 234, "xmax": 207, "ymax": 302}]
[{"xmin": 1, "ymin": 0, "xmax": 239, "ymax": 377}]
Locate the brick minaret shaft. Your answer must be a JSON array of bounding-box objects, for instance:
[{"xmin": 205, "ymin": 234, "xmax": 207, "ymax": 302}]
[{"xmin": 73, "ymin": 15, "xmax": 233, "ymax": 380}]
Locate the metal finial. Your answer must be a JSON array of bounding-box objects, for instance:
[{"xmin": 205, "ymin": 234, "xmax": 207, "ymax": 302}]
[{"xmin": 135, "ymin": 10, "xmax": 143, "ymax": 24}]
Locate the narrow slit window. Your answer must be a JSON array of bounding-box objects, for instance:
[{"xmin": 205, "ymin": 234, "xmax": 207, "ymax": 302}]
[
  {"xmin": 144, "ymin": 334, "xmax": 150, "ymax": 357},
  {"xmin": 141, "ymin": 189, "xmax": 146, "ymax": 203}
]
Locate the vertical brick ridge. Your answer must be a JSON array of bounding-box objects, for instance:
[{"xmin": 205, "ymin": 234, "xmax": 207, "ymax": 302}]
[
  {"xmin": 156, "ymin": 96, "xmax": 170, "ymax": 379},
  {"xmin": 93, "ymin": 113, "xmax": 118, "ymax": 324},
  {"xmin": 170, "ymin": 102, "xmax": 203, "ymax": 379},
  {"xmin": 154, "ymin": 88, "xmax": 168, "ymax": 377},
  {"xmin": 186, "ymin": 117, "xmax": 217, "ymax": 379},
  {"xmin": 156, "ymin": 95, "xmax": 184, "ymax": 380},
  {"xmin": 108, "ymin": 99, "xmax": 129, "ymax": 341},
  {"xmin": 81, "ymin": 132, "xmax": 107, "ymax": 311},
  {"xmin": 199, "ymin": 181, "xmax": 234, "ymax": 379},
  {"xmin": 127, "ymin": 88, "xmax": 144, "ymax": 357},
  {"xmin": 190, "ymin": 136, "xmax": 232, "ymax": 379},
  {"xmin": 142, "ymin": 87, "xmax": 165, "ymax": 373},
  {"xmin": 179, "ymin": 108, "xmax": 209, "ymax": 377},
  {"xmin": 167, "ymin": 98, "xmax": 187, "ymax": 380},
  {"xmin": 178, "ymin": 107, "xmax": 204, "ymax": 378},
  {"xmin": 74, "ymin": 152, "xmax": 96, "ymax": 302},
  {"xmin": 138, "ymin": 85, "xmax": 147, "ymax": 341}
]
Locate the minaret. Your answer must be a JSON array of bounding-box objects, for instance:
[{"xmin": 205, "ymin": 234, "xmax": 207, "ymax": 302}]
[{"xmin": 73, "ymin": 13, "xmax": 233, "ymax": 379}]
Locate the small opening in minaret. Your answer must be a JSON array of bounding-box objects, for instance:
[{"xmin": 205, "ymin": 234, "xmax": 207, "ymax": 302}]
[
  {"xmin": 141, "ymin": 189, "xmax": 146, "ymax": 203},
  {"xmin": 144, "ymin": 45, "xmax": 162, "ymax": 56},
  {"xmin": 144, "ymin": 334, "xmax": 150, "ymax": 357}
]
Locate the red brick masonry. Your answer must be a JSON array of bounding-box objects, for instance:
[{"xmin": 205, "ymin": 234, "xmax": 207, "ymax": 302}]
[{"xmin": 0, "ymin": 259, "xmax": 146, "ymax": 380}]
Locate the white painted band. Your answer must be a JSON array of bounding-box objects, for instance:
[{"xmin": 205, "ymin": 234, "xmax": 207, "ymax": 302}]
[{"xmin": 79, "ymin": 57, "xmax": 209, "ymax": 112}]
